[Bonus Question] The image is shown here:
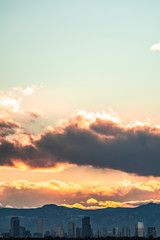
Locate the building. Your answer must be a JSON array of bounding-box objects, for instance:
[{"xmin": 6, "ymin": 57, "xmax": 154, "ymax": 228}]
[
  {"xmin": 10, "ymin": 217, "xmax": 20, "ymax": 237},
  {"xmin": 121, "ymin": 226, "xmax": 130, "ymax": 237},
  {"xmin": 44, "ymin": 230, "xmax": 50, "ymax": 237},
  {"xmin": 135, "ymin": 222, "xmax": 144, "ymax": 237},
  {"xmin": 147, "ymin": 227, "xmax": 157, "ymax": 238},
  {"xmin": 57, "ymin": 225, "xmax": 64, "ymax": 238},
  {"xmin": 33, "ymin": 232, "xmax": 43, "ymax": 238},
  {"xmin": 2, "ymin": 232, "xmax": 10, "ymax": 238},
  {"xmin": 19, "ymin": 227, "xmax": 26, "ymax": 237},
  {"xmin": 51, "ymin": 229, "xmax": 56, "ymax": 237},
  {"xmin": 76, "ymin": 227, "xmax": 81, "ymax": 238},
  {"xmin": 95, "ymin": 229, "xmax": 102, "ymax": 238},
  {"xmin": 68, "ymin": 222, "xmax": 76, "ymax": 238},
  {"xmin": 25, "ymin": 230, "xmax": 32, "ymax": 237},
  {"xmin": 113, "ymin": 227, "xmax": 119, "ymax": 237},
  {"xmin": 38, "ymin": 217, "xmax": 43, "ymax": 235},
  {"xmin": 82, "ymin": 216, "xmax": 92, "ymax": 238},
  {"xmin": 107, "ymin": 231, "xmax": 113, "ymax": 237},
  {"xmin": 103, "ymin": 227, "xmax": 108, "ymax": 237}
]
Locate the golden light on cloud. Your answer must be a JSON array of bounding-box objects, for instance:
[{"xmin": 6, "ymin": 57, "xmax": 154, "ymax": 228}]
[
  {"xmin": 13, "ymin": 161, "xmax": 29, "ymax": 171},
  {"xmin": 61, "ymin": 203, "xmax": 101, "ymax": 210},
  {"xmin": 8, "ymin": 179, "xmax": 82, "ymax": 192},
  {"xmin": 0, "ymin": 176, "xmax": 160, "ymax": 208},
  {"xmin": 0, "ymin": 0, "xmax": 160, "ymax": 212},
  {"xmin": 31, "ymin": 163, "xmax": 73, "ymax": 173},
  {"xmin": 86, "ymin": 198, "xmax": 98, "ymax": 204},
  {"xmin": 1, "ymin": 87, "xmax": 160, "ymax": 208},
  {"xmin": 0, "ymin": 162, "xmax": 74, "ymax": 173}
]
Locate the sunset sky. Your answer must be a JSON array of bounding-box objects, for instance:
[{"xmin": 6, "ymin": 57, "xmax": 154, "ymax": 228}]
[{"xmin": 1, "ymin": 0, "xmax": 160, "ymax": 209}]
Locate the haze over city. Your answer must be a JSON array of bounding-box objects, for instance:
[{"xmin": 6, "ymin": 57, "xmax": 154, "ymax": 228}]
[{"xmin": 0, "ymin": 0, "xmax": 160, "ymax": 213}]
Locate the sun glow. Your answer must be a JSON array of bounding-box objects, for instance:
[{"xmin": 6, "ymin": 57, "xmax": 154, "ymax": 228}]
[{"xmin": 0, "ymin": 162, "xmax": 73, "ymax": 173}]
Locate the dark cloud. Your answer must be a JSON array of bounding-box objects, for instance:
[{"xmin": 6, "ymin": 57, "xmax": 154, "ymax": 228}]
[
  {"xmin": 0, "ymin": 118, "xmax": 160, "ymax": 176},
  {"xmin": 29, "ymin": 111, "xmax": 40, "ymax": 119},
  {"xmin": 90, "ymin": 119, "xmax": 124, "ymax": 136},
  {"xmin": 35, "ymin": 125, "xmax": 160, "ymax": 176},
  {"xmin": 0, "ymin": 119, "xmax": 20, "ymax": 137}
]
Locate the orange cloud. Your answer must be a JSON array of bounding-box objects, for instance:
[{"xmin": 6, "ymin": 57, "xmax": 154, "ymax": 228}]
[
  {"xmin": 98, "ymin": 199, "xmax": 160, "ymax": 208},
  {"xmin": 61, "ymin": 203, "xmax": 102, "ymax": 210},
  {"xmin": 86, "ymin": 198, "xmax": 98, "ymax": 204},
  {"xmin": 0, "ymin": 178, "xmax": 160, "ymax": 208}
]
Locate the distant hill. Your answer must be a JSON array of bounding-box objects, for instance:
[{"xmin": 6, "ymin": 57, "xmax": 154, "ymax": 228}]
[{"xmin": 0, "ymin": 203, "xmax": 160, "ymax": 236}]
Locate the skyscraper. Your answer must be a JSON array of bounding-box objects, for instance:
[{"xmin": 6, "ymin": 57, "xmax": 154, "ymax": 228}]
[
  {"xmin": 10, "ymin": 217, "xmax": 20, "ymax": 237},
  {"xmin": 57, "ymin": 225, "xmax": 64, "ymax": 238},
  {"xmin": 68, "ymin": 222, "xmax": 76, "ymax": 238},
  {"xmin": 82, "ymin": 216, "xmax": 92, "ymax": 238},
  {"xmin": 121, "ymin": 226, "xmax": 130, "ymax": 237},
  {"xmin": 103, "ymin": 227, "xmax": 108, "ymax": 237},
  {"xmin": 135, "ymin": 222, "xmax": 144, "ymax": 237},
  {"xmin": 19, "ymin": 227, "xmax": 26, "ymax": 237},
  {"xmin": 113, "ymin": 227, "xmax": 119, "ymax": 237},
  {"xmin": 147, "ymin": 227, "xmax": 157, "ymax": 238},
  {"xmin": 38, "ymin": 217, "xmax": 43, "ymax": 236},
  {"xmin": 51, "ymin": 229, "xmax": 56, "ymax": 237},
  {"xmin": 76, "ymin": 227, "xmax": 81, "ymax": 238}
]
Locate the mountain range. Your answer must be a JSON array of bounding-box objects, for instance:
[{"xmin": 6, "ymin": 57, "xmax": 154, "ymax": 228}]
[{"xmin": 0, "ymin": 203, "xmax": 160, "ymax": 236}]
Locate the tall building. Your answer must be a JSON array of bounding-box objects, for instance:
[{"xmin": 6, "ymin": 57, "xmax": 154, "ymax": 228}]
[
  {"xmin": 107, "ymin": 231, "xmax": 113, "ymax": 237},
  {"xmin": 82, "ymin": 216, "xmax": 92, "ymax": 238},
  {"xmin": 103, "ymin": 227, "xmax": 108, "ymax": 237},
  {"xmin": 76, "ymin": 228, "xmax": 81, "ymax": 238},
  {"xmin": 57, "ymin": 225, "xmax": 64, "ymax": 238},
  {"xmin": 121, "ymin": 226, "xmax": 130, "ymax": 237},
  {"xmin": 51, "ymin": 229, "xmax": 56, "ymax": 237},
  {"xmin": 96, "ymin": 229, "xmax": 102, "ymax": 238},
  {"xmin": 135, "ymin": 222, "xmax": 144, "ymax": 237},
  {"xmin": 19, "ymin": 227, "xmax": 26, "ymax": 237},
  {"xmin": 147, "ymin": 227, "xmax": 157, "ymax": 238},
  {"xmin": 38, "ymin": 217, "xmax": 43, "ymax": 235},
  {"xmin": 113, "ymin": 227, "xmax": 119, "ymax": 237},
  {"xmin": 44, "ymin": 230, "xmax": 50, "ymax": 237},
  {"xmin": 68, "ymin": 222, "xmax": 76, "ymax": 238},
  {"xmin": 10, "ymin": 217, "xmax": 20, "ymax": 237}
]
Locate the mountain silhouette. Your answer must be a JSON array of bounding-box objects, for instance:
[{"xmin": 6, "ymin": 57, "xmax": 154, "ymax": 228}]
[{"xmin": 0, "ymin": 203, "xmax": 160, "ymax": 236}]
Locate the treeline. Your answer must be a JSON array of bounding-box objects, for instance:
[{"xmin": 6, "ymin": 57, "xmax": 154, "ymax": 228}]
[{"xmin": 0, "ymin": 237, "xmax": 159, "ymax": 240}]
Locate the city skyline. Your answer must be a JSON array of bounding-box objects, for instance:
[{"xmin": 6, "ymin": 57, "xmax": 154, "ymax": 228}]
[
  {"xmin": 2, "ymin": 215, "xmax": 158, "ymax": 238},
  {"xmin": 0, "ymin": 0, "xmax": 160, "ymax": 210}
]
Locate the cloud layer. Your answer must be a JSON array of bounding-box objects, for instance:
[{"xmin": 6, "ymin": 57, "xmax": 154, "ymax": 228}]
[
  {"xmin": 1, "ymin": 178, "xmax": 160, "ymax": 209},
  {"xmin": 1, "ymin": 110, "xmax": 160, "ymax": 176}
]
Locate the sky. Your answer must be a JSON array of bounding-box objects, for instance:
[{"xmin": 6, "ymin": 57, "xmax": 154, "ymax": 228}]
[{"xmin": 0, "ymin": 0, "xmax": 160, "ymax": 209}]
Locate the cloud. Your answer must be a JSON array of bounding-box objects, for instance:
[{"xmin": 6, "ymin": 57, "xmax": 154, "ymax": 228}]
[
  {"xmin": 86, "ymin": 198, "xmax": 98, "ymax": 204},
  {"xmin": 98, "ymin": 199, "xmax": 160, "ymax": 208},
  {"xmin": 150, "ymin": 41, "xmax": 160, "ymax": 51},
  {"xmin": 13, "ymin": 85, "xmax": 36, "ymax": 96},
  {"xmin": 0, "ymin": 180, "xmax": 83, "ymax": 208},
  {"xmin": 0, "ymin": 179, "xmax": 160, "ymax": 208},
  {"xmin": 0, "ymin": 85, "xmax": 38, "ymax": 116},
  {"xmin": 0, "ymin": 96, "xmax": 22, "ymax": 113},
  {"xmin": 61, "ymin": 203, "xmax": 101, "ymax": 210},
  {"xmin": 62, "ymin": 199, "xmax": 160, "ymax": 209},
  {"xmin": 29, "ymin": 110, "xmax": 42, "ymax": 119},
  {"xmin": 0, "ymin": 119, "xmax": 20, "ymax": 137},
  {"xmin": 1, "ymin": 110, "xmax": 160, "ymax": 176}
]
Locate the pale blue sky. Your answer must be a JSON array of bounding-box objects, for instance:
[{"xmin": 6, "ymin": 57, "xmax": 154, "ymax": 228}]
[{"xmin": 1, "ymin": 0, "xmax": 160, "ymax": 123}]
